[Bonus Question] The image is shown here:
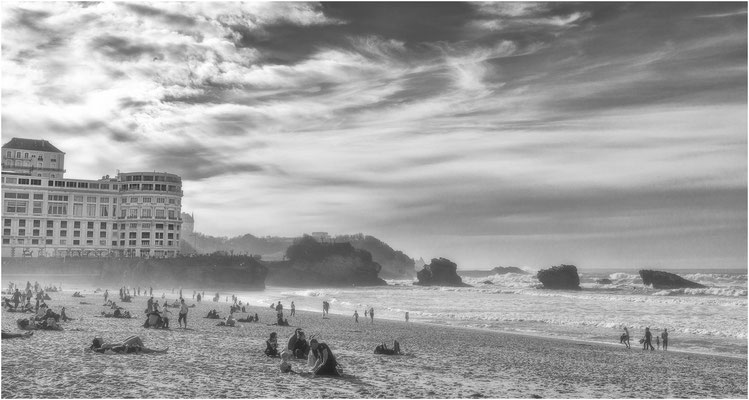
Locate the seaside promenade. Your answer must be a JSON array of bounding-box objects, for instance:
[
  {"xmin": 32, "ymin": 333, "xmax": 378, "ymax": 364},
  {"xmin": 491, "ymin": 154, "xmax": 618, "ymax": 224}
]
[{"xmin": 2, "ymin": 287, "xmax": 746, "ymax": 398}]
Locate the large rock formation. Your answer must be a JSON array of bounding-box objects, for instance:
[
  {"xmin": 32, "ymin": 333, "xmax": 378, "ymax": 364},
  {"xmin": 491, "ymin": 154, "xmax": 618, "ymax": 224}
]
[
  {"xmin": 265, "ymin": 236, "xmax": 386, "ymax": 287},
  {"xmin": 415, "ymin": 258, "xmax": 470, "ymax": 287},
  {"xmin": 536, "ymin": 264, "xmax": 581, "ymax": 290},
  {"xmin": 639, "ymin": 269, "xmax": 706, "ymax": 289},
  {"xmin": 338, "ymin": 234, "xmax": 415, "ymax": 279}
]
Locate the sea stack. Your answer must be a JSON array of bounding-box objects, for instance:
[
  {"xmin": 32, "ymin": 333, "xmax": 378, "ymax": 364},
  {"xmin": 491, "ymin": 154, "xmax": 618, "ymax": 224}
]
[
  {"xmin": 639, "ymin": 269, "xmax": 706, "ymax": 289},
  {"xmin": 415, "ymin": 257, "xmax": 470, "ymax": 287},
  {"xmin": 536, "ymin": 264, "xmax": 581, "ymax": 290}
]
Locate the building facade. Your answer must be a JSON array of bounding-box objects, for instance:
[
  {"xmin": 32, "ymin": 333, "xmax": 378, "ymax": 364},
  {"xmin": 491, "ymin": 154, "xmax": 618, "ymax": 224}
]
[{"xmin": 1, "ymin": 138, "xmax": 183, "ymax": 258}]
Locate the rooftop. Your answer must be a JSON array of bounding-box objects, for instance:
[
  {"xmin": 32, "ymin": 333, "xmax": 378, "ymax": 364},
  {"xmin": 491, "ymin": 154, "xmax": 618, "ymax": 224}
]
[{"xmin": 2, "ymin": 138, "xmax": 64, "ymax": 154}]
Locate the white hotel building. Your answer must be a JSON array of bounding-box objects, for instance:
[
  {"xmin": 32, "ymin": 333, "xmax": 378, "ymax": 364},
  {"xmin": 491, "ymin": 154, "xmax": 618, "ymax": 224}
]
[{"xmin": 1, "ymin": 138, "xmax": 183, "ymax": 258}]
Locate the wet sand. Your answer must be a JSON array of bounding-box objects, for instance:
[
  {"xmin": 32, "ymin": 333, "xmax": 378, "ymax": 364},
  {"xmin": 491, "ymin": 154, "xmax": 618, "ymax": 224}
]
[{"xmin": 1, "ymin": 288, "xmax": 746, "ymax": 398}]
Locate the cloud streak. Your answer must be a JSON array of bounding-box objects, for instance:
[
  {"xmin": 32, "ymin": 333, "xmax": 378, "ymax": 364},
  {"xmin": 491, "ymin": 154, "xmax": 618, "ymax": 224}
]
[{"xmin": 2, "ymin": 2, "xmax": 745, "ymax": 269}]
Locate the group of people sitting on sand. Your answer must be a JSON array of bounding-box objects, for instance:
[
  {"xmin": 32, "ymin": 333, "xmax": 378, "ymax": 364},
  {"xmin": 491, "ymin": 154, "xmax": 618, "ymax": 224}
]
[
  {"xmin": 216, "ymin": 312, "xmax": 236, "ymax": 327},
  {"xmin": 264, "ymin": 328, "xmax": 347, "ymax": 376},
  {"xmin": 237, "ymin": 313, "xmax": 259, "ymax": 323},
  {"xmin": 72, "ymin": 292, "xmax": 85, "ymax": 298}
]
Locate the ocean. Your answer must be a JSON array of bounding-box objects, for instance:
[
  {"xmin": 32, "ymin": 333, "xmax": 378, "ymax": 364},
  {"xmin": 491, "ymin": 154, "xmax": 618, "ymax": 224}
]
[{"xmin": 231, "ymin": 268, "xmax": 747, "ymax": 358}]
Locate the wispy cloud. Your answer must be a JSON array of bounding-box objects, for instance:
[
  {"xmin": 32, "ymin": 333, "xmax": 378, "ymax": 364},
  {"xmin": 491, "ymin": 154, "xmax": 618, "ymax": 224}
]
[{"xmin": 2, "ymin": 2, "xmax": 745, "ymax": 269}]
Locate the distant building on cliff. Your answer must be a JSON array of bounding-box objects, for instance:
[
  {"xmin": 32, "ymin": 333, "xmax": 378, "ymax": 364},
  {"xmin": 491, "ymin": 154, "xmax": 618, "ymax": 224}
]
[
  {"xmin": 1, "ymin": 137, "xmax": 183, "ymax": 258},
  {"xmin": 309, "ymin": 232, "xmax": 330, "ymax": 242}
]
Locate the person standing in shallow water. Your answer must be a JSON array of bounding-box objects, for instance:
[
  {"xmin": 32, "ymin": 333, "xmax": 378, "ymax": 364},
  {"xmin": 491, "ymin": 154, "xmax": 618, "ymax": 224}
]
[
  {"xmin": 405, "ymin": 312, "xmax": 409, "ymax": 323},
  {"xmin": 661, "ymin": 329, "xmax": 669, "ymax": 351},
  {"xmin": 369, "ymin": 307, "xmax": 374, "ymax": 324},
  {"xmin": 290, "ymin": 301, "xmax": 295, "ymax": 317}
]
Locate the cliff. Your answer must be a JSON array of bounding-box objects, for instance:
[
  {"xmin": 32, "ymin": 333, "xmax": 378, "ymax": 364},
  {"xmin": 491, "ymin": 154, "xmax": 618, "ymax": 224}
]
[
  {"xmin": 180, "ymin": 231, "xmax": 414, "ymax": 277},
  {"xmin": 536, "ymin": 264, "xmax": 581, "ymax": 290},
  {"xmin": 264, "ymin": 236, "xmax": 386, "ymax": 287},
  {"xmin": 415, "ymin": 258, "xmax": 470, "ymax": 287},
  {"xmin": 335, "ymin": 234, "xmax": 415, "ymax": 278},
  {"xmin": 1, "ymin": 254, "xmax": 267, "ymax": 290},
  {"xmin": 639, "ymin": 269, "xmax": 706, "ymax": 289}
]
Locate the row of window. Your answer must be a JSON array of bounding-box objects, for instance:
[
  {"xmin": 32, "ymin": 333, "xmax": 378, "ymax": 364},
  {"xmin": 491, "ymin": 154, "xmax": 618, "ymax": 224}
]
[
  {"xmin": 5, "ymin": 201, "xmax": 180, "ymax": 219},
  {"xmin": 4, "ymin": 219, "xmax": 180, "ymax": 231},
  {"xmin": 2, "ymin": 238, "xmax": 176, "ymax": 247},
  {"xmin": 5, "ymin": 192, "xmax": 179, "ymax": 205},
  {"xmin": 5, "ymin": 160, "xmax": 57, "ymax": 169},
  {"xmin": 123, "ymin": 174, "xmax": 180, "ymax": 183},
  {"xmin": 4, "ymin": 151, "xmax": 56, "ymax": 162},
  {"xmin": 4, "ymin": 177, "xmax": 183, "ymax": 193}
]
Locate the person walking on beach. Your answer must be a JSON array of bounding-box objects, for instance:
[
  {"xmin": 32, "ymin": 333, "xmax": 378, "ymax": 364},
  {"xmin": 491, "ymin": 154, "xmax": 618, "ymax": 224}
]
[
  {"xmin": 178, "ymin": 298, "xmax": 188, "ymax": 329},
  {"xmin": 196, "ymin": 293, "xmax": 201, "ymax": 302},
  {"xmin": 149, "ymin": 287, "xmax": 152, "ymax": 296},
  {"xmin": 104, "ymin": 289, "xmax": 109, "ymax": 304},
  {"xmin": 354, "ymin": 310, "xmax": 359, "ymax": 323},
  {"xmin": 656, "ymin": 335, "xmax": 660, "ymax": 350},
  {"xmin": 322, "ymin": 301, "xmax": 329, "ymax": 317},
  {"xmin": 290, "ymin": 301, "xmax": 295, "ymax": 316},
  {"xmin": 369, "ymin": 307, "xmax": 374, "ymax": 324},
  {"xmin": 147, "ymin": 297, "xmax": 154, "ymax": 314},
  {"xmin": 621, "ymin": 327, "xmax": 631, "ymax": 348},
  {"xmin": 661, "ymin": 329, "xmax": 668, "ymax": 351},
  {"xmin": 405, "ymin": 312, "xmax": 409, "ymax": 323},
  {"xmin": 643, "ymin": 327, "xmax": 655, "ymax": 351}
]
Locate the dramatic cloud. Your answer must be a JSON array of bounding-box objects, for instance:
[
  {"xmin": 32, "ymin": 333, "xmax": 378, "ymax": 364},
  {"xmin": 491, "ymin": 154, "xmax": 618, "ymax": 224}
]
[{"xmin": 2, "ymin": 2, "xmax": 745, "ymax": 269}]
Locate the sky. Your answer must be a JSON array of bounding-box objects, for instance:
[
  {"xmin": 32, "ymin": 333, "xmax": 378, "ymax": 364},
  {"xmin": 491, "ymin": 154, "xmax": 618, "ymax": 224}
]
[{"xmin": 2, "ymin": 2, "xmax": 746, "ymax": 270}]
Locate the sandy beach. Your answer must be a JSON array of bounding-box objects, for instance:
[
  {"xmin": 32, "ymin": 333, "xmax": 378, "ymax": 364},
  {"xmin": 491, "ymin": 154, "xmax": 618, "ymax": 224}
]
[{"xmin": 1, "ymin": 287, "xmax": 746, "ymax": 399}]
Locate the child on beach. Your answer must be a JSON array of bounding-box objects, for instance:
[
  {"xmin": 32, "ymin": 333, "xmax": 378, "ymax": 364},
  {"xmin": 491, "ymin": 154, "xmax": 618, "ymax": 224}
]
[
  {"xmin": 265, "ymin": 332, "xmax": 279, "ymax": 357},
  {"xmin": 280, "ymin": 350, "xmax": 293, "ymax": 373},
  {"xmin": 656, "ymin": 335, "xmax": 660, "ymax": 350}
]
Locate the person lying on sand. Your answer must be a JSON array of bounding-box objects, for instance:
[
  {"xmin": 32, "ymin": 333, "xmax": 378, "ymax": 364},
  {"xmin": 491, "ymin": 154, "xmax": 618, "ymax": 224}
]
[
  {"xmin": 374, "ymin": 340, "xmax": 402, "ymax": 355},
  {"xmin": 2, "ymin": 330, "xmax": 33, "ymax": 339},
  {"xmin": 309, "ymin": 339, "xmax": 341, "ymax": 376},
  {"xmin": 89, "ymin": 335, "xmax": 166, "ymax": 354},
  {"xmin": 17, "ymin": 318, "xmax": 63, "ymax": 331},
  {"xmin": 216, "ymin": 313, "xmax": 236, "ymax": 327},
  {"xmin": 265, "ymin": 332, "xmax": 279, "ymax": 357},
  {"xmin": 237, "ymin": 315, "xmax": 256, "ymax": 323},
  {"xmin": 102, "ymin": 309, "xmax": 132, "ymax": 318}
]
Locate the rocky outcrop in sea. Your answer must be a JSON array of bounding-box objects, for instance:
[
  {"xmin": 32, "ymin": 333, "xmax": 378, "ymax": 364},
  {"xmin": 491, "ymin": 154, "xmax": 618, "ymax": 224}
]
[
  {"xmin": 415, "ymin": 257, "xmax": 470, "ymax": 287},
  {"xmin": 536, "ymin": 264, "xmax": 581, "ymax": 290},
  {"xmin": 639, "ymin": 269, "xmax": 706, "ymax": 289}
]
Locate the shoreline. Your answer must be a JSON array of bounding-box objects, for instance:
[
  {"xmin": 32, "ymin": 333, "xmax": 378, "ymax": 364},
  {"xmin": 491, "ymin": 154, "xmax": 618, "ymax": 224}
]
[{"xmin": 2, "ymin": 286, "xmax": 747, "ymax": 398}]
